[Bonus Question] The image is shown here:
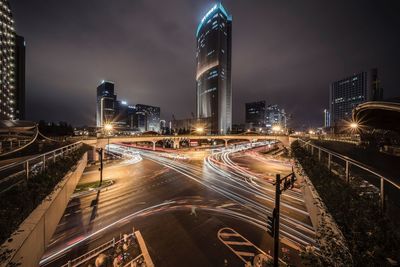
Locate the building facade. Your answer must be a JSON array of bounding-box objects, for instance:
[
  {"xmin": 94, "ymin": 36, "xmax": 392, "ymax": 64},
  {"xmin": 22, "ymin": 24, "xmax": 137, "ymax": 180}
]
[
  {"xmin": 323, "ymin": 109, "xmax": 331, "ymax": 128},
  {"xmin": 15, "ymin": 35, "xmax": 25, "ymax": 120},
  {"xmin": 134, "ymin": 104, "xmax": 160, "ymax": 132},
  {"xmin": 96, "ymin": 80, "xmax": 116, "ymax": 127},
  {"xmin": 245, "ymin": 101, "xmax": 266, "ymax": 128},
  {"xmin": 0, "ymin": 0, "xmax": 16, "ymax": 120},
  {"xmin": 265, "ymin": 104, "xmax": 286, "ymax": 130},
  {"xmin": 329, "ymin": 68, "xmax": 383, "ymax": 126},
  {"xmin": 196, "ymin": 3, "xmax": 232, "ymax": 134}
]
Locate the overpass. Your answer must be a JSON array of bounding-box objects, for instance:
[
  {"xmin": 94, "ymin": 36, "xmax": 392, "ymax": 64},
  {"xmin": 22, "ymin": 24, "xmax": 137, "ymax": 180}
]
[
  {"xmin": 83, "ymin": 134, "xmax": 290, "ymax": 151},
  {"xmin": 352, "ymin": 101, "xmax": 400, "ymax": 133}
]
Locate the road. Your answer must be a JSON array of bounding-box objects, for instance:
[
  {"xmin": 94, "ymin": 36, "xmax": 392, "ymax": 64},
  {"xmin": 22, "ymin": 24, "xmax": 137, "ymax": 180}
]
[{"xmin": 41, "ymin": 142, "xmax": 316, "ymax": 266}]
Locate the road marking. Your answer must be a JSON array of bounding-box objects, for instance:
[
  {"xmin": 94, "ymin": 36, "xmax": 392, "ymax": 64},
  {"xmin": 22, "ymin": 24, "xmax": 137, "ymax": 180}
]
[{"xmin": 217, "ymin": 227, "xmax": 275, "ymax": 265}]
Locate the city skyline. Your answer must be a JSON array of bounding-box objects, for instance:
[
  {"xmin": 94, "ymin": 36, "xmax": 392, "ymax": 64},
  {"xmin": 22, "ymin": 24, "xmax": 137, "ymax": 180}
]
[{"xmin": 10, "ymin": 0, "xmax": 400, "ymax": 127}]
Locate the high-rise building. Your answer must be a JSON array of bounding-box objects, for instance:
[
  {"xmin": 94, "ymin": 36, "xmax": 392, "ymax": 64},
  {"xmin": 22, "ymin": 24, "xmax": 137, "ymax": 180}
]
[
  {"xmin": 96, "ymin": 80, "xmax": 116, "ymax": 127},
  {"xmin": 323, "ymin": 109, "xmax": 331, "ymax": 128},
  {"xmin": 134, "ymin": 104, "xmax": 161, "ymax": 132},
  {"xmin": 329, "ymin": 68, "xmax": 383, "ymax": 126},
  {"xmin": 15, "ymin": 35, "xmax": 25, "ymax": 120},
  {"xmin": 265, "ymin": 104, "xmax": 286, "ymax": 130},
  {"xmin": 245, "ymin": 101, "xmax": 266, "ymax": 128},
  {"xmin": 0, "ymin": 0, "xmax": 16, "ymax": 120},
  {"xmin": 196, "ymin": 3, "xmax": 232, "ymax": 134}
]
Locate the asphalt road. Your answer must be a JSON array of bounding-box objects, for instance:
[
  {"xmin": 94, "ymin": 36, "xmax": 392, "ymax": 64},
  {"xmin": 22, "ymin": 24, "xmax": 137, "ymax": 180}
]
[{"xmin": 41, "ymin": 144, "xmax": 316, "ymax": 266}]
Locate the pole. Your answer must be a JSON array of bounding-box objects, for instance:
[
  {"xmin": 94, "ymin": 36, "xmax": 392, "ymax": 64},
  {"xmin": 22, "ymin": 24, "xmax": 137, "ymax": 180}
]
[
  {"xmin": 107, "ymin": 135, "xmax": 110, "ymax": 159},
  {"xmin": 99, "ymin": 148, "xmax": 103, "ymax": 186},
  {"xmin": 274, "ymin": 174, "xmax": 280, "ymax": 267}
]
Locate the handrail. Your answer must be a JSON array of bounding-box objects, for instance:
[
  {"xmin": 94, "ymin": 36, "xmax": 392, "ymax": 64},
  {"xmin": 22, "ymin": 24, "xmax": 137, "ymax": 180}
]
[
  {"xmin": 0, "ymin": 141, "xmax": 82, "ymax": 173},
  {"xmin": 0, "ymin": 127, "xmax": 39, "ymax": 157},
  {"xmin": 297, "ymin": 138, "xmax": 400, "ymax": 190}
]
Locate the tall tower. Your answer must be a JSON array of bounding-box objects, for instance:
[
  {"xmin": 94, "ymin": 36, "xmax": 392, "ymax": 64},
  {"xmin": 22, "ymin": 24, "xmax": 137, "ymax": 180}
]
[
  {"xmin": 196, "ymin": 3, "xmax": 232, "ymax": 134},
  {"xmin": 15, "ymin": 35, "xmax": 25, "ymax": 120},
  {"xmin": 96, "ymin": 80, "xmax": 116, "ymax": 127},
  {"xmin": 0, "ymin": 0, "xmax": 16, "ymax": 120}
]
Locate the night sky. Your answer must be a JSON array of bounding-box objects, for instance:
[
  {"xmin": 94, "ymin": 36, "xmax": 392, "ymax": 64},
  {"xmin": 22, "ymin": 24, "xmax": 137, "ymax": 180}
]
[{"xmin": 10, "ymin": 0, "xmax": 400, "ymax": 128}]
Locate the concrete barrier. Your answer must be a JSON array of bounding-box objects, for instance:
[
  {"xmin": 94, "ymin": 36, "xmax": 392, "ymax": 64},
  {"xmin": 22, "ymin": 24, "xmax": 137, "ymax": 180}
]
[
  {"xmin": 0, "ymin": 152, "xmax": 87, "ymax": 267},
  {"xmin": 295, "ymin": 163, "xmax": 353, "ymax": 265}
]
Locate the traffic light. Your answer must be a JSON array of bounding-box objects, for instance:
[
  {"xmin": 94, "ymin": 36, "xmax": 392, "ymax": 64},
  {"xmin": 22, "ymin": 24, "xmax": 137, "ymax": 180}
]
[
  {"xmin": 290, "ymin": 173, "xmax": 296, "ymax": 189},
  {"xmin": 267, "ymin": 209, "xmax": 276, "ymax": 237}
]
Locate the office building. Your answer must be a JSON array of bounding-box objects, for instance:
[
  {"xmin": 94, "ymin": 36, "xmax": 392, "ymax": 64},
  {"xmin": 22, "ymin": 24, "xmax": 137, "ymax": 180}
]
[
  {"xmin": 245, "ymin": 101, "xmax": 266, "ymax": 128},
  {"xmin": 15, "ymin": 35, "xmax": 25, "ymax": 120},
  {"xmin": 96, "ymin": 80, "xmax": 116, "ymax": 127},
  {"xmin": 323, "ymin": 109, "xmax": 331, "ymax": 128},
  {"xmin": 196, "ymin": 3, "xmax": 232, "ymax": 134},
  {"xmin": 0, "ymin": 0, "xmax": 16, "ymax": 120},
  {"xmin": 265, "ymin": 105, "xmax": 286, "ymax": 130},
  {"xmin": 134, "ymin": 104, "xmax": 161, "ymax": 132},
  {"xmin": 329, "ymin": 68, "xmax": 383, "ymax": 126}
]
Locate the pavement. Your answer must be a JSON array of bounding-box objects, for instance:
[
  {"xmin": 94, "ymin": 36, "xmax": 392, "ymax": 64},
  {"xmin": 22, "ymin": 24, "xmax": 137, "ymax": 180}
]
[{"xmin": 40, "ymin": 143, "xmax": 316, "ymax": 267}]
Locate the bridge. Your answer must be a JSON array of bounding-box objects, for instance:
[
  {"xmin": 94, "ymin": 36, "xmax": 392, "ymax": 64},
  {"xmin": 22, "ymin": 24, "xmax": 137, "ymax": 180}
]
[{"xmin": 83, "ymin": 134, "xmax": 290, "ymax": 151}]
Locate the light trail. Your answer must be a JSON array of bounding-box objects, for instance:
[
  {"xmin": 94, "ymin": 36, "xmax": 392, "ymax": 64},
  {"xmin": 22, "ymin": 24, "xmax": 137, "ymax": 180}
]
[{"xmin": 131, "ymin": 145, "xmax": 317, "ymax": 248}]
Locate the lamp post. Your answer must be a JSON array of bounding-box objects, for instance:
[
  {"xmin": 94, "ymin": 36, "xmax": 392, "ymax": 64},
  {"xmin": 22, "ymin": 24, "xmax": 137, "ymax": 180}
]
[
  {"xmin": 104, "ymin": 123, "xmax": 113, "ymax": 158},
  {"xmin": 196, "ymin": 127, "xmax": 204, "ymax": 135}
]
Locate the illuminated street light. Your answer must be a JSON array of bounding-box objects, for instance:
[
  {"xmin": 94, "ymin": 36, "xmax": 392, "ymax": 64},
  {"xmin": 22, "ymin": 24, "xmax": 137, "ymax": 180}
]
[
  {"xmin": 350, "ymin": 122, "xmax": 358, "ymax": 129},
  {"xmin": 104, "ymin": 123, "xmax": 113, "ymax": 131},
  {"xmin": 272, "ymin": 125, "xmax": 281, "ymax": 132},
  {"xmin": 196, "ymin": 127, "xmax": 204, "ymax": 134},
  {"xmin": 104, "ymin": 123, "xmax": 113, "ymax": 157}
]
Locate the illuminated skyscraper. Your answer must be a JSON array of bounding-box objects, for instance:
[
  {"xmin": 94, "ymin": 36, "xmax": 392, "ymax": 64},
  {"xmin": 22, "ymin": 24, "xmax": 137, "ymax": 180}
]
[
  {"xmin": 96, "ymin": 80, "xmax": 116, "ymax": 127},
  {"xmin": 196, "ymin": 3, "xmax": 232, "ymax": 134},
  {"xmin": 0, "ymin": 0, "xmax": 16, "ymax": 120},
  {"xmin": 329, "ymin": 68, "xmax": 383, "ymax": 126}
]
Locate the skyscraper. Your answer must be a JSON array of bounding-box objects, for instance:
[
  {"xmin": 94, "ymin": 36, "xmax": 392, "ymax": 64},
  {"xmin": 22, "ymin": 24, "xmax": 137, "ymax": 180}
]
[
  {"xmin": 96, "ymin": 80, "xmax": 116, "ymax": 127},
  {"xmin": 329, "ymin": 68, "xmax": 383, "ymax": 126},
  {"xmin": 245, "ymin": 101, "xmax": 266, "ymax": 128},
  {"xmin": 15, "ymin": 35, "xmax": 25, "ymax": 120},
  {"xmin": 0, "ymin": 0, "xmax": 16, "ymax": 120},
  {"xmin": 134, "ymin": 104, "xmax": 161, "ymax": 132},
  {"xmin": 265, "ymin": 104, "xmax": 286, "ymax": 130},
  {"xmin": 196, "ymin": 3, "xmax": 232, "ymax": 134}
]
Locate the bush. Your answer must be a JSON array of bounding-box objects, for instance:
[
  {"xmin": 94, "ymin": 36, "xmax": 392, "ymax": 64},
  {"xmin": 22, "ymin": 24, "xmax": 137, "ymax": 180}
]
[
  {"xmin": 291, "ymin": 141, "xmax": 400, "ymax": 266},
  {"xmin": 0, "ymin": 145, "xmax": 90, "ymax": 244}
]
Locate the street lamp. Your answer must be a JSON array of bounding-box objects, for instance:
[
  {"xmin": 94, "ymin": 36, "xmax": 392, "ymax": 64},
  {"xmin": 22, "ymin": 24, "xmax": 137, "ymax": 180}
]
[
  {"xmin": 104, "ymin": 123, "xmax": 113, "ymax": 157},
  {"xmin": 350, "ymin": 122, "xmax": 358, "ymax": 130},
  {"xmin": 196, "ymin": 127, "xmax": 204, "ymax": 134}
]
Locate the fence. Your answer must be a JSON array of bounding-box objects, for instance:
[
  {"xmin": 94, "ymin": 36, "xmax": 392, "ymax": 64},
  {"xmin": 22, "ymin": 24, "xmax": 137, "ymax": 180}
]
[
  {"xmin": 61, "ymin": 232, "xmax": 136, "ymax": 267},
  {"xmin": 297, "ymin": 138, "xmax": 400, "ymax": 215},
  {"xmin": 0, "ymin": 141, "xmax": 82, "ymax": 193}
]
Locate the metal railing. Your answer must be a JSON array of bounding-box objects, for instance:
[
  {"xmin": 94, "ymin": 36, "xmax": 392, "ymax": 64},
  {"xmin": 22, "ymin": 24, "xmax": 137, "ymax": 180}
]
[
  {"xmin": 0, "ymin": 141, "xmax": 82, "ymax": 193},
  {"xmin": 297, "ymin": 138, "xmax": 400, "ymax": 212},
  {"xmin": 62, "ymin": 232, "xmax": 135, "ymax": 267}
]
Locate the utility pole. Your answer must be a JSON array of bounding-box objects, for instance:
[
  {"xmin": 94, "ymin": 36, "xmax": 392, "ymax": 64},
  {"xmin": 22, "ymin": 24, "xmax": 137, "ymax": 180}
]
[
  {"xmin": 267, "ymin": 169, "xmax": 296, "ymax": 267},
  {"xmin": 274, "ymin": 174, "xmax": 281, "ymax": 267},
  {"xmin": 97, "ymin": 148, "xmax": 103, "ymax": 186}
]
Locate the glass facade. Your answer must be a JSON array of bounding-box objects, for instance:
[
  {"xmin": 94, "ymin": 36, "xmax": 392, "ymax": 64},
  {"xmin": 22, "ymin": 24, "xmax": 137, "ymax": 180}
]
[
  {"xmin": 134, "ymin": 104, "xmax": 161, "ymax": 132},
  {"xmin": 196, "ymin": 3, "xmax": 232, "ymax": 134},
  {"xmin": 96, "ymin": 81, "xmax": 116, "ymax": 127},
  {"xmin": 329, "ymin": 68, "xmax": 382, "ymax": 126},
  {"xmin": 245, "ymin": 101, "xmax": 266, "ymax": 127}
]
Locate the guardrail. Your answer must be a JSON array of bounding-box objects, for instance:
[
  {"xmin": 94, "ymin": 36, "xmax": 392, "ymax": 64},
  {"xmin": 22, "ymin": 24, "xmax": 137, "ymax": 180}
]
[
  {"xmin": 61, "ymin": 231, "xmax": 136, "ymax": 267},
  {"xmin": 0, "ymin": 141, "xmax": 82, "ymax": 193},
  {"xmin": 297, "ymin": 138, "xmax": 400, "ymax": 212}
]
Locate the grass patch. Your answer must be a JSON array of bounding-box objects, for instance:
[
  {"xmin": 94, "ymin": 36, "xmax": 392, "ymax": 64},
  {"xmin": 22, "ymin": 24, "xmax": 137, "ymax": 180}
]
[
  {"xmin": 75, "ymin": 179, "xmax": 113, "ymax": 192},
  {"xmin": 291, "ymin": 141, "xmax": 400, "ymax": 266}
]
